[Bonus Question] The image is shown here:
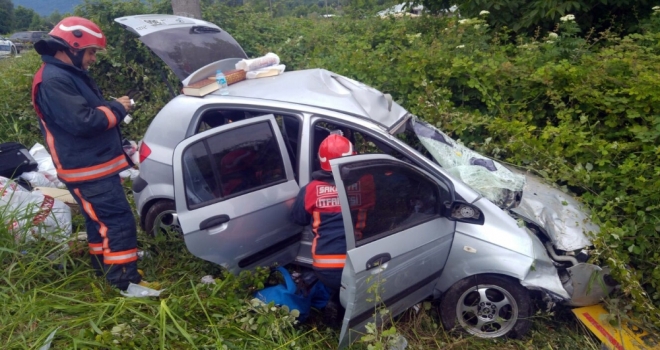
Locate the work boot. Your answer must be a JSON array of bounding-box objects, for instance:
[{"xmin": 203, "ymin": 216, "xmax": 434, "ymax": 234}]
[
  {"xmin": 323, "ymin": 298, "xmax": 344, "ymax": 328},
  {"xmin": 138, "ymin": 280, "xmax": 162, "ymax": 290},
  {"xmin": 137, "ymin": 269, "xmax": 161, "ymax": 289}
]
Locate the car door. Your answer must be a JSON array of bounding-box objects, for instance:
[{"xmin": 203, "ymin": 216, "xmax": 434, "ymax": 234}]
[
  {"xmin": 172, "ymin": 115, "xmax": 301, "ymax": 273},
  {"xmin": 329, "ymin": 154, "xmax": 457, "ymax": 348}
]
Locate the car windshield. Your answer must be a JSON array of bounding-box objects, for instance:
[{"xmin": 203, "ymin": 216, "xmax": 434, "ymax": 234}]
[{"xmin": 410, "ymin": 118, "xmax": 526, "ymax": 208}]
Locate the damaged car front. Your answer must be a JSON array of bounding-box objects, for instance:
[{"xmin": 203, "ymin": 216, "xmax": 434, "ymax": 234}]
[{"xmin": 408, "ymin": 118, "xmax": 616, "ymax": 336}]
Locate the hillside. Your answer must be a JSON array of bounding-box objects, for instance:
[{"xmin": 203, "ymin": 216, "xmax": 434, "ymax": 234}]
[{"xmin": 12, "ymin": 0, "xmax": 81, "ymax": 16}]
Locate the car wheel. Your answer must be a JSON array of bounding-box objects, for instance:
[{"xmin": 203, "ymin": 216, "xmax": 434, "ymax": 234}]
[
  {"xmin": 10, "ymin": 47, "xmax": 16, "ymax": 57},
  {"xmin": 144, "ymin": 200, "xmax": 182, "ymax": 237},
  {"xmin": 439, "ymin": 274, "xmax": 532, "ymax": 339}
]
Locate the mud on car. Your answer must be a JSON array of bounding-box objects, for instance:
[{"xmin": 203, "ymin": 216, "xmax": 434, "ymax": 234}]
[{"xmin": 115, "ymin": 14, "xmax": 616, "ymax": 347}]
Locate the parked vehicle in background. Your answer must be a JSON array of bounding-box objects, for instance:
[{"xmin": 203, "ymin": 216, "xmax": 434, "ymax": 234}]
[
  {"xmin": 117, "ymin": 14, "xmax": 617, "ymax": 348},
  {"xmin": 0, "ymin": 38, "xmax": 19, "ymax": 58},
  {"xmin": 9, "ymin": 31, "xmax": 48, "ymax": 51}
]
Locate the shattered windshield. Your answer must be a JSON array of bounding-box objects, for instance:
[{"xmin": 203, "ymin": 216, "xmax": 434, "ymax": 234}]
[{"xmin": 410, "ymin": 118, "xmax": 525, "ymax": 209}]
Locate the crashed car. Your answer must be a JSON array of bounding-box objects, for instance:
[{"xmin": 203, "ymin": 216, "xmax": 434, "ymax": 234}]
[{"xmin": 116, "ymin": 14, "xmax": 615, "ymax": 347}]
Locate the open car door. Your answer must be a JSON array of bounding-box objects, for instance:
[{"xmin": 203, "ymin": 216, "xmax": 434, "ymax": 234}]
[
  {"xmin": 172, "ymin": 115, "xmax": 301, "ymax": 273},
  {"xmin": 329, "ymin": 154, "xmax": 457, "ymax": 348}
]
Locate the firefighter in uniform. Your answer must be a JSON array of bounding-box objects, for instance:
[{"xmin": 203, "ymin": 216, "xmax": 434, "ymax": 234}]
[
  {"xmin": 31, "ymin": 17, "xmax": 158, "ymax": 291},
  {"xmin": 291, "ymin": 134, "xmax": 375, "ymax": 323}
]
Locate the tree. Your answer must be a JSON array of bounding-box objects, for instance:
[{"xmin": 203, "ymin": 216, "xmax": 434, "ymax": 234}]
[
  {"xmin": 13, "ymin": 6, "xmax": 37, "ymax": 31},
  {"xmin": 440, "ymin": 0, "xmax": 653, "ymax": 35},
  {"xmin": 0, "ymin": 0, "xmax": 14, "ymax": 34},
  {"xmin": 171, "ymin": 0, "xmax": 202, "ymax": 19}
]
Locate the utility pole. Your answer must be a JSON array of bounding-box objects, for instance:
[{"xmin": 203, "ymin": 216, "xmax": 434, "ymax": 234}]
[{"xmin": 171, "ymin": 0, "xmax": 202, "ymax": 19}]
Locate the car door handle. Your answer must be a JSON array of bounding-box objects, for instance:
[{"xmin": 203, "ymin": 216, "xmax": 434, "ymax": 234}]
[
  {"xmin": 199, "ymin": 215, "xmax": 230, "ymax": 230},
  {"xmin": 366, "ymin": 253, "xmax": 391, "ymax": 270}
]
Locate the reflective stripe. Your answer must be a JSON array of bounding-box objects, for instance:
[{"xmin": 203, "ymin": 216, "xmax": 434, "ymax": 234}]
[
  {"xmin": 97, "ymin": 106, "xmax": 117, "ymax": 129},
  {"xmin": 74, "ymin": 188, "xmax": 109, "ymax": 249},
  {"xmin": 32, "ymin": 64, "xmax": 62, "ymax": 169},
  {"xmin": 89, "ymin": 243, "xmax": 103, "ymax": 255},
  {"xmin": 104, "ymin": 248, "xmax": 138, "ymax": 264},
  {"xmin": 59, "ymin": 155, "xmax": 128, "ymax": 182},
  {"xmin": 313, "ymin": 254, "xmax": 346, "ymax": 269},
  {"xmin": 41, "ymin": 122, "xmax": 62, "ymax": 169}
]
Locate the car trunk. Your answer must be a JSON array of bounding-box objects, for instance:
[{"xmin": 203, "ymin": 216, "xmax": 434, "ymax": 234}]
[{"xmin": 114, "ymin": 14, "xmax": 247, "ymax": 82}]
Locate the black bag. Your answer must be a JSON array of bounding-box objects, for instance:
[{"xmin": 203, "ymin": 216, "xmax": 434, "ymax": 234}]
[{"xmin": 0, "ymin": 142, "xmax": 38, "ymax": 178}]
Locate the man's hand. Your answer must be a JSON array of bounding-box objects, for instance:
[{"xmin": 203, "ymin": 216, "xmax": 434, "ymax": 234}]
[{"xmin": 115, "ymin": 96, "xmax": 132, "ymax": 112}]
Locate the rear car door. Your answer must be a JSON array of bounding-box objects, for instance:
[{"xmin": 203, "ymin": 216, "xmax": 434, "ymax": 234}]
[
  {"xmin": 329, "ymin": 154, "xmax": 457, "ymax": 348},
  {"xmin": 172, "ymin": 115, "xmax": 301, "ymax": 273}
]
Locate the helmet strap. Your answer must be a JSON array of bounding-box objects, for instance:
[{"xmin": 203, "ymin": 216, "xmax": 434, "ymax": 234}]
[{"xmin": 65, "ymin": 48, "xmax": 86, "ymax": 70}]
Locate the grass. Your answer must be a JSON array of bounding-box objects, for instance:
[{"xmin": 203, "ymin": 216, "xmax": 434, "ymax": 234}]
[{"xmin": 0, "ymin": 194, "xmax": 603, "ymax": 350}]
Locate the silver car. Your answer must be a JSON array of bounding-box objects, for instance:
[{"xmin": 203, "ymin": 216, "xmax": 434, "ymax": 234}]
[{"xmin": 117, "ymin": 14, "xmax": 615, "ymax": 347}]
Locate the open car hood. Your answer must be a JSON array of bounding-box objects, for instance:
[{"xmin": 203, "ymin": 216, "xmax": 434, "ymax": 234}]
[{"xmin": 114, "ymin": 14, "xmax": 247, "ymax": 81}]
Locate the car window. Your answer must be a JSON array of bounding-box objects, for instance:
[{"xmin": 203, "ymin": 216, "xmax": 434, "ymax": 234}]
[
  {"xmin": 195, "ymin": 109, "xmax": 300, "ymax": 181},
  {"xmin": 182, "ymin": 120, "xmax": 287, "ymax": 208},
  {"xmin": 311, "ymin": 120, "xmax": 411, "ymax": 173},
  {"xmin": 339, "ymin": 160, "xmax": 447, "ymax": 246}
]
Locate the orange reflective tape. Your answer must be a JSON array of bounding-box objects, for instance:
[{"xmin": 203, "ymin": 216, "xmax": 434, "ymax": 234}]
[
  {"xmin": 58, "ymin": 155, "xmax": 128, "ymax": 182},
  {"xmin": 313, "ymin": 261, "xmax": 345, "ymax": 268},
  {"xmin": 74, "ymin": 188, "xmax": 109, "ymax": 249},
  {"xmin": 89, "ymin": 242, "xmax": 103, "ymax": 254},
  {"xmin": 97, "ymin": 106, "xmax": 117, "ymax": 129},
  {"xmin": 313, "ymin": 254, "xmax": 347, "ymax": 260},
  {"xmin": 311, "ymin": 211, "xmax": 321, "ymax": 255},
  {"xmin": 313, "ymin": 254, "xmax": 346, "ymax": 268},
  {"xmin": 58, "ymin": 155, "xmax": 126, "ymax": 174},
  {"xmin": 104, "ymin": 256, "xmax": 138, "ymax": 264},
  {"xmin": 104, "ymin": 248, "xmax": 138, "ymax": 264},
  {"xmin": 104, "ymin": 248, "xmax": 138, "ymax": 257},
  {"xmin": 39, "ymin": 122, "xmax": 62, "ymax": 169}
]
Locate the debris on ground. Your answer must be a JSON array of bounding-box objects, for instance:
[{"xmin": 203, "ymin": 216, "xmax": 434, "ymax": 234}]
[
  {"xmin": 120, "ymin": 283, "xmax": 164, "ymax": 297},
  {"xmin": 1, "ymin": 176, "xmax": 71, "ymax": 244}
]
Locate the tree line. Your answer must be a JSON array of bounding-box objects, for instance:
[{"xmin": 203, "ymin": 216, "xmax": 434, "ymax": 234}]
[{"xmin": 0, "ymin": 0, "xmax": 67, "ymax": 35}]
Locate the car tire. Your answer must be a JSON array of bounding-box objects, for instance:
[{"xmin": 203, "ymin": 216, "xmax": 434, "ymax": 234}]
[
  {"xmin": 144, "ymin": 200, "xmax": 182, "ymax": 237},
  {"xmin": 439, "ymin": 274, "xmax": 532, "ymax": 339}
]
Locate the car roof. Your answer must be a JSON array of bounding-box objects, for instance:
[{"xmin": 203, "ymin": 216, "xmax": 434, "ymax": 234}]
[{"xmin": 210, "ymin": 68, "xmax": 409, "ymax": 131}]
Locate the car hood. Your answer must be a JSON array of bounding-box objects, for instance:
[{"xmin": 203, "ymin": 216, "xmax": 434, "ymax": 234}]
[
  {"xmin": 114, "ymin": 14, "xmax": 247, "ymax": 81},
  {"xmin": 411, "ymin": 119, "xmax": 596, "ymax": 251},
  {"xmin": 508, "ymin": 168, "xmax": 597, "ymax": 251}
]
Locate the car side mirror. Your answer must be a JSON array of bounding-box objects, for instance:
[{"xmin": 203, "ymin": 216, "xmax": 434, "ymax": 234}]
[{"xmin": 446, "ymin": 201, "xmax": 485, "ymax": 225}]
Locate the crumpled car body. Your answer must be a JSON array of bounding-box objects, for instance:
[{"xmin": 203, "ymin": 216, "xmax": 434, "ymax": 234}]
[{"xmin": 116, "ymin": 14, "xmax": 615, "ymax": 347}]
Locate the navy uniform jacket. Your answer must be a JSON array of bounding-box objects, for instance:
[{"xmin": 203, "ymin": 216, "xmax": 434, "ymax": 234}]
[
  {"xmin": 31, "ymin": 55, "xmax": 131, "ymax": 184},
  {"xmin": 291, "ymin": 170, "xmax": 375, "ymax": 269}
]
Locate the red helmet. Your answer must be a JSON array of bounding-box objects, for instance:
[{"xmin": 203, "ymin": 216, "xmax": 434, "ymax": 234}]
[
  {"xmin": 49, "ymin": 16, "xmax": 106, "ymax": 50},
  {"xmin": 319, "ymin": 134, "xmax": 355, "ymax": 171}
]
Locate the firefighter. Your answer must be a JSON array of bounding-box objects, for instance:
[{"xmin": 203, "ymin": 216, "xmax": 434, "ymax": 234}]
[
  {"xmin": 290, "ymin": 134, "xmax": 375, "ymax": 323},
  {"xmin": 31, "ymin": 17, "xmax": 159, "ymax": 291}
]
